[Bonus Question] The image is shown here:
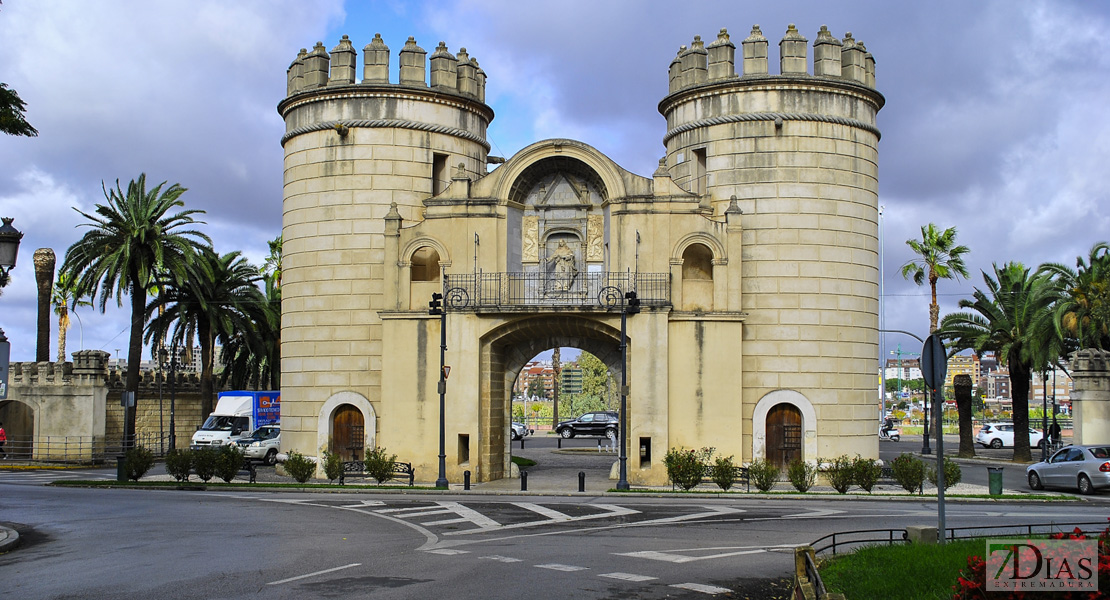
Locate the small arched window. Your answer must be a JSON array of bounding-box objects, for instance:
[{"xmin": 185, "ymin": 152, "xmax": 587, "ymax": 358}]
[
  {"xmin": 411, "ymin": 247, "xmax": 441, "ymax": 282},
  {"xmin": 681, "ymin": 243, "xmax": 713, "ymax": 280}
]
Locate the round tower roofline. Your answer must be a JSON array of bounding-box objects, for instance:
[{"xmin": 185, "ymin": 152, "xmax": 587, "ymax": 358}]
[
  {"xmin": 657, "ymin": 73, "xmax": 884, "ymax": 117},
  {"xmin": 277, "ymin": 82, "xmax": 494, "ymax": 123}
]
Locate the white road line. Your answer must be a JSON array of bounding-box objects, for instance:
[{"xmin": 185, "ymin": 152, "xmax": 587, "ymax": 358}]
[
  {"xmin": 339, "ymin": 500, "xmax": 385, "ymax": 508},
  {"xmin": 618, "ymin": 549, "xmax": 767, "ymax": 563},
  {"xmin": 377, "ymin": 508, "xmax": 455, "ymax": 518},
  {"xmin": 599, "ymin": 572, "xmax": 657, "ymax": 582},
  {"xmin": 480, "ymin": 555, "xmax": 522, "ymax": 563},
  {"xmin": 437, "ymin": 501, "xmax": 501, "ymax": 529},
  {"xmin": 511, "ymin": 502, "xmax": 572, "ymax": 521},
  {"xmin": 267, "ymin": 563, "xmax": 361, "ymax": 585},
  {"xmin": 670, "ymin": 582, "xmax": 732, "ymax": 594},
  {"xmin": 537, "ymin": 563, "xmax": 588, "ymax": 572},
  {"xmin": 425, "ymin": 549, "xmax": 469, "ymax": 555},
  {"xmin": 421, "ymin": 517, "xmax": 473, "ymax": 526},
  {"xmin": 444, "ymin": 503, "xmax": 638, "ymax": 536}
]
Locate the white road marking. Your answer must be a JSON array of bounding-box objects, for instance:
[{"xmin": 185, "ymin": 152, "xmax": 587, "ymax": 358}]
[
  {"xmin": 438, "ymin": 501, "xmax": 501, "ymax": 528},
  {"xmin": 599, "ymin": 572, "xmax": 657, "ymax": 582},
  {"xmin": 378, "ymin": 508, "xmax": 455, "ymax": 518},
  {"xmin": 339, "ymin": 500, "xmax": 386, "ymax": 508},
  {"xmin": 425, "ymin": 549, "xmax": 469, "ymax": 555},
  {"xmin": 511, "ymin": 502, "xmax": 572, "ymax": 521},
  {"xmin": 480, "ymin": 555, "xmax": 522, "ymax": 563},
  {"xmin": 421, "ymin": 517, "xmax": 473, "ymax": 526},
  {"xmin": 537, "ymin": 563, "xmax": 588, "ymax": 572},
  {"xmin": 618, "ymin": 549, "xmax": 767, "ymax": 563},
  {"xmin": 444, "ymin": 503, "xmax": 638, "ymax": 536},
  {"xmin": 267, "ymin": 563, "xmax": 361, "ymax": 585},
  {"xmin": 671, "ymin": 582, "xmax": 732, "ymax": 594}
]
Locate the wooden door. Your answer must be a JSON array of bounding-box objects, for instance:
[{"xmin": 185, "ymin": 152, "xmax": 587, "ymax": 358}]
[
  {"xmin": 766, "ymin": 403, "xmax": 802, "ymax": 469},
  {"xmin": 331, "ymin": 405, "xmax": 365, "ymax": 461}
]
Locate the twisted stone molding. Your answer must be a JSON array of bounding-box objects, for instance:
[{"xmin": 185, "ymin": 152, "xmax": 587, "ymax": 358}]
[
  {"xmin": 663, "ymin": 112, "xmax": 881, "ymax": 145},
  {"xmin": 281, "ymin": 118, "xmax": 491, "ymax": 151}
]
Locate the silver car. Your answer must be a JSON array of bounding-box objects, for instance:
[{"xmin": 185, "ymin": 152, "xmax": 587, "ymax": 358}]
[{"xmin": 1026, "ymin": 445, "xmax": 1110, "ymax": 494}]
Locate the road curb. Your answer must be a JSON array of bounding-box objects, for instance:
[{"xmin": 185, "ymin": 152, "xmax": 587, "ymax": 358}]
[{"xmin": 0, "ymin": 525, "xmax": 20, "ymax": 553}]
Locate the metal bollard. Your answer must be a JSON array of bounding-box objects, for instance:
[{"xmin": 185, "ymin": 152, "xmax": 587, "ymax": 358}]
[
  {"xmin": 520, "ymin": 437, "xmax": 524, "ymax": 450},
  {"xmin": 521, "ymin": 471, "xmax": 528, "ymax": 491},
  {"xmin": 557, "ymin": 437, "xmax": 562, "ymax": 449},
  {"xmin": 464, "ymin": 470, "xmax": 471, "ymax": 491},
  {"xmin": 578, "ymin": 471, "xmax": 585, "ymax": 492}
]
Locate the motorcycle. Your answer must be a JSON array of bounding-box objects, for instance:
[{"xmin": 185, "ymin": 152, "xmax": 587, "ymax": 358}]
[{"xmin": 879, "ymin": 426, "xmax": 901, "ymax": 442}]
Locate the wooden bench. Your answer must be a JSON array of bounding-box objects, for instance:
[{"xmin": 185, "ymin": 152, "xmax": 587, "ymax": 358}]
[{"xmin": 338, "ymin": 460, "xmax": 415, "ymax": 485}]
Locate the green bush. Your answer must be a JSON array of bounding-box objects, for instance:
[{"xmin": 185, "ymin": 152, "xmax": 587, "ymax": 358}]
[
  {"xmin": 786, "ymin": 459, "xmax": 817, "ymax": 493},
  {"xmin": 364, "ymin": 446, "xmax": 398, "ymax": 484},
  {"xmin": 322, "ymin": 450, "xmax": 344, "ymax": 482},
  {"xmin": 215, "ymin": 445, "xmax": 246, "ymax": 483},
  {"xmin": 891, "ymin": 453, "xmax": 926, "ymax": 495},
  {"xmin": 663, "ymin": 447, "xmax": 714, "ymax": 491},
  {"xmin": 852, "ymin": 455, "xmax": 883, "ymax": 493},
  {"xmin": 192, "ymin": 447, "xmax": 218, "ymax": 482},
  {"xmin": 124, "ymin": 446, "xmax": 155, "ymax": 481},
  {"xmin": 165, "ymin": 448, "xmax": 192, "ymax": 482},
  {"xmin": 928, "ymin": 457, "xmax": 962, "ymax": 491},
  {"xmin": 710, "ymin": 455, "xmax": 737, "ymax": 491},
  {"xmin": 747, "ymin": 458, "xmax": 781, "ymax": 492},
  {"xmin": 822, "ymin": 455, "xmax": 855, "ymax": 494},
  {"xmin": 284, "ymin": 451, "xmax": 317, "ymax": 483}
]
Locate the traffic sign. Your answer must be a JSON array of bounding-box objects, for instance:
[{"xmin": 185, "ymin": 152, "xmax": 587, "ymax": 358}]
[{"xmin": 920, "ymin": 334, "xmax": 947, "ymax": 391}]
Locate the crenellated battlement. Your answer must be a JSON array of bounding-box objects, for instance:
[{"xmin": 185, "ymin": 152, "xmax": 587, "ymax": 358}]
[
  {"xmin": 667, "ymin": 24, "xmax": 876, "ymax": 94},
  {"xmin": 286, "ymin": 34, "xmax": 487, "ymax": 102}
]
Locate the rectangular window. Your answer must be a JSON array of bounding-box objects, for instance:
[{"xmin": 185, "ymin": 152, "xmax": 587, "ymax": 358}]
[
  {"xmin": 639, "ymin": 437, "xmax": 652, "ymax": 468},
  {"xmin": 432, "ymin": 153, "xmax": 449, "ymax": 196},
  {"xmin": 693, "ymin": 148, "xmax": 706, "ymax": 196},
  {"xmin": 457, "ymin": 433, "xmax": 470, "ymax": 465}
]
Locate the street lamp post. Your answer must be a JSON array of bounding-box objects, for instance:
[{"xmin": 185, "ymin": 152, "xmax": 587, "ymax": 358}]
[
  {"xmin": 429, "ymin": 286, "xmax": 469, "ymax": 489},
  {"xmin": 599, "ymin": 285, "xmax": 639, "ymax": 491},
  {"xmin": 0, "ymin": 217, "xmax": 24, "ymax": 404},
  {"xmin": 169, "ymin": 341, "xmax": 178, "ymax": 451}
]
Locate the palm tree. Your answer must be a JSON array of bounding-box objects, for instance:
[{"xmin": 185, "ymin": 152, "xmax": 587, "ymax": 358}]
[
  {"xmin": 901, "ymin": 224, "xmax": 971, "ymax": 332},
  {"xmin": 146, "ymin": 249, "xmax": 263, "ymax": 416},
  {"xmin": 219, "ymin": 273, "xmax": 280, "ymax": 390},
  {"xmin": 263, "ymin": 235, "xmax": 282, "ymax": 288},
  {"xmin": 61, "ymin": 174, "xmax": 209, "ymax": 445},
  {"xmin": 939, "ymin": 262, "xmax": 1056, "ymax": 462},
  {"xmin": 1038, "ymin": 242, "xmax": 1110, "ymax": 350},
  {"xmin": 52, "ymin": 271, "xmax": 92, "ymax": 364}
]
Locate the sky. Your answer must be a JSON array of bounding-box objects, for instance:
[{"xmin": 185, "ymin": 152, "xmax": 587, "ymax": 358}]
[{"xmin": 1, "ymin": 0, "xmax": 1108, "ymax": 365}]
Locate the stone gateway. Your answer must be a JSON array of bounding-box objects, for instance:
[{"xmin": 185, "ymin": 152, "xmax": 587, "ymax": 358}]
[{"xmin": 278, "ymin": 25, "xmax": 884, "ymax": 484}]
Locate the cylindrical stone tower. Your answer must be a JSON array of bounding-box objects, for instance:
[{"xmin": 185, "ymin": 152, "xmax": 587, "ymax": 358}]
[
  {"xmin": 659, "ymin": 24, "xmax": 885, "ymax": 459},
  {"xmin": 277, "ymin": 35, "xmax": 493, "ymax": 460}
]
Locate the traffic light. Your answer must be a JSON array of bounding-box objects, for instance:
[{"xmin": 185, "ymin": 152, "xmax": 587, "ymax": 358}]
[
  {"xmin": 625, "ymin": 290, "xmax": 641, "ymax": 314},
  {"xmin": 429, "ymin": 292, "xmax": 443, "ymax": 315}
]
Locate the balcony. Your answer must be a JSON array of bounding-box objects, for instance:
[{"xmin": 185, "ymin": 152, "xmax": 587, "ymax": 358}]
[{"xmin": 442, "ymin": 272, "xmax": 670, "ymax": 312}]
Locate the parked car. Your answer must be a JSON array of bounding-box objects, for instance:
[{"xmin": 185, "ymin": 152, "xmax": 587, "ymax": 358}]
[
  {"xmin": 1027, "ymin": 445, "xmax": 1110, "ymax": 494},
  {"xmin": 976, "ymin": 423, "xmax": 1044, "ymax": 449},
  {"xmin": 510, "ymin": 422, "xmax": 532, "ymax": 441},
  {"xmin": 237, "ymin": 425, "xmax": 281, "ymax": 465},
  {"xmin": 554, "ymin": 411, "xmax": 618, "ymax": 440}
]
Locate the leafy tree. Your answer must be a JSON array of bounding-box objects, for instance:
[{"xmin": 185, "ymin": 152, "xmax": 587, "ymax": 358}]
[
  {"xmin": 61, "ymin": 174, "xmax": 209, "ymax": 444},
  {"xmin": 577, "ymin": 351, "xmax": 617, "ymax": 409},
  {"xmin": 901, "ymin": 224, "xmax": 971, "ymax": 332},
  {"xmin": 526, "ymin": 377, "xmax": 546, "ymax": 400},
  {"xmin": 1038, "ymin": 241, "xmax": 1110, "ymax": 350},
  {"xmin": 0, "ymin": 82, "xmax": 37, "ymax": 137},
  {"xmin": 220, "ymin": 268, "xmax": 280, "ymax": 390},
  {"xmin": 51, "ymin": 271, "xmax": 91, "ymax": 363},
  {"xmin": 939, "ymin": 263, "xmax": 1056, "ymax": 462},
  {"xmin": 146, "ymin": 249, "xmax": 263, "ymax": 416}
]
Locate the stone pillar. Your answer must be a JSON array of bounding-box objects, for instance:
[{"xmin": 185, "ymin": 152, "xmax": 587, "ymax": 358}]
[
  {"xmin": 303, "ymin": 42, "xmax": 330, "ymax": 89},
  {"xmin": 328, "ymin": 35, "xmax": 357, "ymax": 85},
  {"xmin": 841, "ymin": 33, "xmax": 866, "ymax": 84},
  {"xmin": 429, "ymin": 42, "xmax": 458, "ymax": 90},
  {"xmin": 287, "ymin": 48, "xmax": 307, "ymax": 95},
  {"xmin": 813, "ymin": 26, "xmax": 842, "ymax": 77},
  {"xmin": 1070, "ymin": 349, "xmax": 1110, "ymax": 445},
  {"xmin": 707, "ymin": 29, "xmax": 736, "ymax": 81},
  {"xmin": 34, "ymin": 248, "xmax": 55, "ymax": 363},
  {"xmin": 456, "ymin": 48, "xmax": 477, "ymax": 96},
  {"xmin": 362, "ymin": 34, "xmax": 390, "ymax": 84},
  {"xmin": 682, "ymin": 36, "xmax": 708, "ymax": 86},
  {"xmin": 779, "ymin": 24, "xmax": 808, "ymax": 75},
  {"xmin": 668, "ymin": 48, "xmax": 684, "ymax": 93},
  {"xmin": 398, "ymin": 37, "xmax": 427, "ymax": 86},
  {"xmin": 742, "ymin": 25, "xmax": 768, "ymax": 76}
]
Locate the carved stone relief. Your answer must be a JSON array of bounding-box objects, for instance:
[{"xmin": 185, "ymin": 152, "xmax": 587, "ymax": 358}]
[
  {"xmin": 522, "ymin": 216, "xmax": 538, "ymax": 261},
  {"xmin": 586, "ymin": 214, "xmax": 604, "ymax": 261}
]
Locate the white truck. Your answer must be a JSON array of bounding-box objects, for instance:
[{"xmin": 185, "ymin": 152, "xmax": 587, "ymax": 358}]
[{"xmin": 190, "ymin": 391, "xmax": 280, "ymax": 450}]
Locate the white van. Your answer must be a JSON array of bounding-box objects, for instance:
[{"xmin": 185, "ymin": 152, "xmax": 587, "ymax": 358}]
[{"xmin": 191, "ymin": 392, "xmax": 279, "ymax": 450}]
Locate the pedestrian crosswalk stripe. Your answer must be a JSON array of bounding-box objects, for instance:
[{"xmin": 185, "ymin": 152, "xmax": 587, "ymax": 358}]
[
  {"xmin": 671, "ymin": 583, "xmax": 732, "ymax": 594},
  {"xmin": 599, "ymin": 572, "xmax": 656, "ymax": 582},
  {"xmin": 537, "ymin": 563, "xmax": 588, "ymax": 572}
]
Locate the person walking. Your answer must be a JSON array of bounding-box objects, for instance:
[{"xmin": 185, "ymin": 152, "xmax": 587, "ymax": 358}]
[
  {"xmin": 0, "ymin": 422, "xmax": 7, "ymax": 459},
  {"xmin": 1049, "ymin": 416, "xmax": 1062, "ymax": 450}
]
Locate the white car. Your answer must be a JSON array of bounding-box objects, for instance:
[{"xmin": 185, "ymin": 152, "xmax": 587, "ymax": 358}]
[
  {"xmin": 976, "ymin": 423, "xmax": 1044, "ymax": 449},
  {"xmin": 237, "ymin": 425, "xmax": 281, "ymax": 465}
]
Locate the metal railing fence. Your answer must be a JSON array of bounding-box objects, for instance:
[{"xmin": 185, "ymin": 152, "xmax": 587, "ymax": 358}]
[
  {"xmin": 811, "ymin": 521, "xmax": 1110, "ymax": 555},
  {"xmin": 444, "ymin": 271, "xmax": 670, "ymax": 310},
  {"xmin": 1, "ymin": 433, "xmax": 171, "ymax": 464}
]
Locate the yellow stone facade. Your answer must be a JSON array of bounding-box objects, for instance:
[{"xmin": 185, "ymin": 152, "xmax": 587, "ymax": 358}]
[{"xmin": 278, "ymin": 25, "xmax": 884, "ymax": 484}]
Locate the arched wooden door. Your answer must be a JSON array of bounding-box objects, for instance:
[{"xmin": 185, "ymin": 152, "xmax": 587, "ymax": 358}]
[
  {"xmin": 766, "ymin": 403, "xmax": 802, "ymax": 469},
  {"xmin": 331, "ymin": 404, "xmax": 365, "ymax": 462}
]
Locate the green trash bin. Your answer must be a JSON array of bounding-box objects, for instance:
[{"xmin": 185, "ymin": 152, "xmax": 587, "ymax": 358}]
[
  {"xmin": 988, "ymin": 467, "xmax": 1004, "ymax": 495},
  {"xmin": 116, "ymin": 455, "xmax": 127, "ymax": 482}
]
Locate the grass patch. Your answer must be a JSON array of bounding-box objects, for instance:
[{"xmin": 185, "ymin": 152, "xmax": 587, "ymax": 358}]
[
  {"xmin": 820, "ymin": 538, "xmax": 982, "ymax": 599},
  {"xmin": 51, "ymin": 480, "xmax": 436, "ymax": 490},
  {"xmin": 511, "ymin": 456, "xmax": 537, "ymax": 468}
]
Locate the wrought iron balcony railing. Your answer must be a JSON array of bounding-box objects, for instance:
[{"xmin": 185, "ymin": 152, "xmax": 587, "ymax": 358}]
[{"xmin": 442, "ymin": 272, "xmax": 670, "ymax": 311}]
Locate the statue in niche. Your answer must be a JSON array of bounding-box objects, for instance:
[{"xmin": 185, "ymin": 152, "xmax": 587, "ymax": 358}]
[{"xmin": 548, "ymin": 239, "xmax": 578, "ymax": 292}]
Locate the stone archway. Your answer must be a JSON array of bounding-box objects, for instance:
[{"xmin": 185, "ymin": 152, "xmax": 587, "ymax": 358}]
[
  {"xmin": 752, "ymin": 390, "xmax": 817, "ymax": 465},
  {"xmin": 0, "ymin": 399, "xmax": 35, "ymax": 459},
  {"xmin": 316, "ymin": 391, "xmax": 377, "ymax": 463},
  {"xmin": 476, "ymin": 315, "xmax": 624, "ymax": 482}
]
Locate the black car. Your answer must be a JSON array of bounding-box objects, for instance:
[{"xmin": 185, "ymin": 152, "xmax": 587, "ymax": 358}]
[{"xmin": 555, "ymin": 411, "xmax": 618, "ymax": 440}]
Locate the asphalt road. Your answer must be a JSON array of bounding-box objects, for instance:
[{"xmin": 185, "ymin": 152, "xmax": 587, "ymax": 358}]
[{"xmin": 4, "ymin": 464, "xmax": 1110, "ymax": 599}]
